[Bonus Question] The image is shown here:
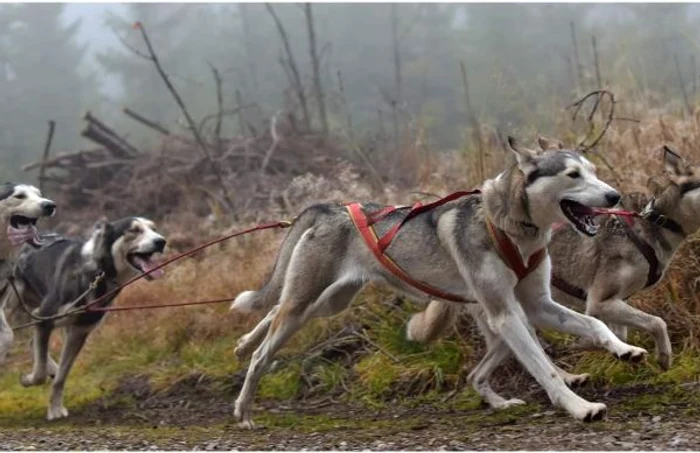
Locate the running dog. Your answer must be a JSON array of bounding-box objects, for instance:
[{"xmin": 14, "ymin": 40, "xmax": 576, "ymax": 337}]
[
  {"xmin": 3, "ymin": 216, "xmax": 166, "ymax": 420},
  {"xmin": 406, "ymin": 143, "xmax": 699, "ymax": 395},
  {"xmin": 229, "ymin": 137, "xmax": 647, "ymax": 428},
  {"xmin": 0, "ymin": 183, "xmax": 56, "ymax": 361}
]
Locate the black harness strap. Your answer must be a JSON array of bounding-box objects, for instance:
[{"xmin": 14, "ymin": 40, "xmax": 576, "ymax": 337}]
[
  {"xmin": 551, "ymin": 274, "xmax": 588, "ymax": 300},
  {"xmin": 618, "ymin": 216, "xmax": 663, "ymax": 288}
]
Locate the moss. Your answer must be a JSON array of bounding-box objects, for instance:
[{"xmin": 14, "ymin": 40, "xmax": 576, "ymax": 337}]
[{"xmin": 259, "ymin": 362, "xmax": 302, "ymax": 400}]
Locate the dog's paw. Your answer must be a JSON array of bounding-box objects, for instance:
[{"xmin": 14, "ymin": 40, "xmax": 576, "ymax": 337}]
[
  {"xmin": 614, "ymin": 346, "xmax": 647, "ymax": 363},
  {"xmin": 234, "ymin": 335, "xmax": 254, "ymax": 360},
  {"xmin": 20, "ymin": 373, "xmax": 46, "ymax": 387},
  {"xmin": 492, "ymin": 398, "xmax": 526, "ymax": 410},
  {"xmin": 564, "ymin": 373, "xmax": 590, "ymax": 388},
  {"xmin": 47, "ymin": 405, "xmax": 68, "ymax": 421},
  {"xmin": 657, "ymin": 353, "xmax": 672, "ymax": 371},
  {"xmin": 234, "ymin": 408, "xmax": 258, "ymax": 430},
  {"xmin": 236, "ymin": 419, "xmax": 258, "ymax": 430},
  {"xmin": 571, "ymin": 402, "xmax": 607, "ymax": 423}
]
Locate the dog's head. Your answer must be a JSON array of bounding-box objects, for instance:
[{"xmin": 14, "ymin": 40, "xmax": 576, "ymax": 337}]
[
  {"xmin": 508, "ymin": 136, "xmax": 620, "ymax": 236},
  {"xmin": 83, "ymin": 217, "xmax": 167, "ymax": 282},
  {"xmin": 648, "ymin": 146, "xmax": 700, "ymax": 234},
  {"xmin": 0, "ymin": 183, "xmax": 56, "ymax": 248}
]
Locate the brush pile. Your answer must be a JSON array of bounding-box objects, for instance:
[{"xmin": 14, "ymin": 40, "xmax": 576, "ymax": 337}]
[{"xmin": 23, "ymin": 111, "xmax": 360, "ymax": 224}]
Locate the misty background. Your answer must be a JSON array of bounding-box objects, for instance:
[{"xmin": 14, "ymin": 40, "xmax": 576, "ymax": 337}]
[{"xmin": 2, "ymin": 3, "xmax": 700, "ymax": 183}]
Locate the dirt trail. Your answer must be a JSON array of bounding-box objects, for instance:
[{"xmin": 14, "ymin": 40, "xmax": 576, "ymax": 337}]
[{"xmin": 1, "ymin": 379, "xmax": 700, "ymax": 450}]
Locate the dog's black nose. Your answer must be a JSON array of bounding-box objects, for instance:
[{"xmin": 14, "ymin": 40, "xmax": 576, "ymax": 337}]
[
  {"xmin": 41, "ymin": 201, "xmax": 56, "ymax": 216},
  {"xmin": 153, "ymin": 238, "xmax": 166, "ymax": 253},
  {"xmin": 605, "ymin": 192, "xmax": 621, "ymax": 206}
]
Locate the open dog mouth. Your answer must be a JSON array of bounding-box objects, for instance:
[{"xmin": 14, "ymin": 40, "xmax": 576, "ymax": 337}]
[
  {"xmin": 560, "ymin": 200, "xmax": 598, "ymax": 236},
  {"xmin": 7, "ymin": 215, "xmax": 41, "ymax": 247},
  {"xmin": 127, "ymin": 251, "xmax": 165, "ymax": 280}
]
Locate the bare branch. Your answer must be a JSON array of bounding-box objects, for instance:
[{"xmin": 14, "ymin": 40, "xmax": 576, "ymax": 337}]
[
  {"xmin": 304, "ymin": 3, "xmax": 328, "ymax": 136},
  {"xmin": 116, "ymin": 34, "xmax": 150, "ymax": 60},
  {"xmin": 208, "ymin": 62, "xmax": 224, "ymax": 150},
  {"xmin": 39, "ymin": 120, "xmax": 56, "ymax": 194},
  {"xmin": 131, "ymin": 21, "xmax": 235, "ymax": 213},
  {"xmin": 123, "ymin": 107, "xmax": 171, "ymax": 135},
  {"xmin": 567, "ymin": 89, "xmax": 616, "ymax": 153},
  {"xmin": 265, "ymin": 4, "xmax": 311, "ymax": 131}
]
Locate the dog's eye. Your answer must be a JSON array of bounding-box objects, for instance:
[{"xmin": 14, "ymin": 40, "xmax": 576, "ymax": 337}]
[
  {"xmin": 567, "ymin": 171, "xmax": 581, "ymax": 179},
  {"xmin": 13, "ymin": 193, "xmax": 26, "ymax": 199},
  {"xmin": 129, "ymin": 226, "xmax": 142, "ymax": 234}
]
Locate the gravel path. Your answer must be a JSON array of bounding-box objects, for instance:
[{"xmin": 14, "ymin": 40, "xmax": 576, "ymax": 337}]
[{"xmin": 1, "ymin": 379, "xmax": 699, "ymax": 450}]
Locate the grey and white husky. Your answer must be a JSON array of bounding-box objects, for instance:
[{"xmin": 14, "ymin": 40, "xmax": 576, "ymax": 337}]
[
  {"xmin": 229, "ymin": 137, "xmax": 647, "ymax": 428},
  {"xmin": 406, "ymin": 143, "xmax": 700, "ymax": 402},
  {"xmin": 0, "ymin": 216, "xmax": 166, "ymax": 420},
  {"xmin": 0, "ymin": 183, "xmax": 57, "ymax": 361}
]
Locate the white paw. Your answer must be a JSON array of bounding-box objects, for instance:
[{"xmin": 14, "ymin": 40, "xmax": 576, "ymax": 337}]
[
  {"xmin": 236, "ymin": 419, "xmax": 257, "ymax": 430},
  {"xmin": 47, "ymin": 405, "xmax": 69, "ymax": 421},
  {"xmin": 20, "ymin": 373, "xmax": 46, "ymax": 387},
  {"xmin": 564, "ymin": 373, "xmax": 590, "ymax": 388},
  {"xmin": 657, "ymin": 352, "xmax": 672, "ymax": 371},
  {"xmin": 234, "ymin": 407, "xmax": 257, "ymax": 430},
  {"xmin": 614, "ymin": 345, "xmax": 648, "ymax": 363},
  {"xmin": 234, "ymin": 335, "xmax": 252, "ymax": 360},
  {"xmin": 492, "ymin": 398, "xmax": 526, "ymax": 410},
  {"xmin": 571, "ymin": 402, "xmax": 607, "ymax": 422}
]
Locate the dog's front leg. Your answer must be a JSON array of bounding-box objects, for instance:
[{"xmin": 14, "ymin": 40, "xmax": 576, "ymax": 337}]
[
  {"xmin": 467, "ymin": 257, "xmax": 606, "ymax": 422},
  {"xmin": 586, "ymin": 297, "xmax": 670, "ymax": 370},
  {"xmin": 20, "ymin": 323, "xmax": 52, "ymax": 387},
  {"xmin": 46, "ymin": 325, "xmax": 90, "ymax": 420},
  {"xmin": 0, "ymin": 288, "xmax": 14, "ymax": 366},
  {"xmin": 520, "ymin": 282, "xmax": 648, "ymax": 363}
]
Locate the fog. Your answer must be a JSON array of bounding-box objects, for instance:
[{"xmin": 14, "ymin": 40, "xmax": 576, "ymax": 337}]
[{"xmin": 1, "ymin": 3, "xmax": 698, "ymax": 181}]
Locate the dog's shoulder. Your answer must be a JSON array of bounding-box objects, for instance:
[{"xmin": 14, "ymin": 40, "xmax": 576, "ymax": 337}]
[{"xmin": 15, "ymin": 234, "xmax": 84, "ymax": 276}]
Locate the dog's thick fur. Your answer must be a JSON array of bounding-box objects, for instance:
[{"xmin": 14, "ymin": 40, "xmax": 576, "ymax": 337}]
[
  {"xmin": 1, "ymin": 217, "xmax": 166, "ymax": 420},
  {"xmin": 0, "ymin": 183, "xmax": 56, "ymax": 362},
  {"xmin": 407, "ymin": 144, "xmax": 700, "ymax": 386},
  {"xmin": 229, "ymin": 137, "xmax": 647, "ymax": 428}
]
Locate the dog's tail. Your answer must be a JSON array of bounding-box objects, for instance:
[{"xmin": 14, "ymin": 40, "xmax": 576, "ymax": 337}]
[
  {"xmin": 230, "ymin": 205, "xmax": 328, "ymax": 314},
  {"xmin": 406, "ymin": 299, "xmax": 460, "ymax": 343}
]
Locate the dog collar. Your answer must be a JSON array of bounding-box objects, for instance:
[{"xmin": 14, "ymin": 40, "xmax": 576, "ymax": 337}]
[{"xmin": 640, "ymin": 199, "xmax": 685, "ymax": 236}]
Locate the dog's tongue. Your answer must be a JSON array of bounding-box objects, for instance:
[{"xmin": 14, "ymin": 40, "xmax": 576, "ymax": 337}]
[
  {"xmin": 135, "ymin": 256, "xmax": 165, "ymax": 279},
  {"xmin": 7, "ymin": 224, "xmax": 41, "ymax": 247}
]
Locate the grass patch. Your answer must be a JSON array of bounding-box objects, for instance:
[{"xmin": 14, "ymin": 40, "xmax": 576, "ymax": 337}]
[{"xmin": 259, "ymin": 362, "xmax": 302, "ymax": 400}]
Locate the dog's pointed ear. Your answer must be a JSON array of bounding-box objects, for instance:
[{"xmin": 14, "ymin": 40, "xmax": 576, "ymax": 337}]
[
  {"xmin": 537, "ymin": 135, "xmax": 565, "ymax": 151},
  {"xmin": 663, "ymin": 145, "xmax": 687, "ymax": 176},
  {"xmin": 507, "ymin": 136, "xmax": 536, "ymax": 168}
]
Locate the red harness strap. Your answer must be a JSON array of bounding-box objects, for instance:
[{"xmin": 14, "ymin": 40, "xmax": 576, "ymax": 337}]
[
  {"xmin": 345, "ymin": 191, "xmax": 547, "ymax": 303},
  {"xmin": 485, "ymin": 219, "xmax": 547, "ymax": 281}
]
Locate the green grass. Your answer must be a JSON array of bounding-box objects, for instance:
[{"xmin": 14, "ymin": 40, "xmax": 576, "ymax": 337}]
[{"xmin": 1, "ymin": 289, "xmax": 698, "ymax": 425}]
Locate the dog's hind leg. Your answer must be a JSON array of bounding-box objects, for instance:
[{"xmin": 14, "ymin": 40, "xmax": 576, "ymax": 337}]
[
  {"xmin": 230, "ymin": 208, "xmax": 325, "ymax": 314},
  {"xmin": 46, "ymin": 325, "xmax": 90, "ymax": 420},
  {"xmin": 20, "ymin": 324, "xmax": 52, "ymax": 387},
  {"xmin": 234, "ymin": 305, "xmax": 279, "ymax": 360},
  {"xmin": 235, "ymin": 277, "xmax": 364, "ymax": 429},
  {"xmin": 406, "ymin": 299, "xmax": 460, "ymax": 343},
  {"xmin": 234, "ymin": 228, "xmax": 365, "ymax": 429},
  {"xmin": 468, "ymin": 311, "xmax": 526, "ymax": 409}
]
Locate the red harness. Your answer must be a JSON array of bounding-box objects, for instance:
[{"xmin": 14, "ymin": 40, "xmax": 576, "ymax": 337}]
[{"xmin": 345, "ymin": 191, "xmax": 546, "ymax": 303}]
